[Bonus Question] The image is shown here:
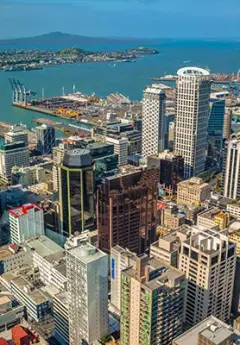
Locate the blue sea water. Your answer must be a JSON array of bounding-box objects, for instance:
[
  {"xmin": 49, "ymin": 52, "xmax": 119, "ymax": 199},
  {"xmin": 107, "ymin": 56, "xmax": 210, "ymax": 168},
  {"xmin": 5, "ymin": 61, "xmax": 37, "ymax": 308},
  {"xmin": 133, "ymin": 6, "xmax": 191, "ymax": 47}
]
[{"xmin": 0, "ymin": 40, "xmax": 240, "ymax": 132}]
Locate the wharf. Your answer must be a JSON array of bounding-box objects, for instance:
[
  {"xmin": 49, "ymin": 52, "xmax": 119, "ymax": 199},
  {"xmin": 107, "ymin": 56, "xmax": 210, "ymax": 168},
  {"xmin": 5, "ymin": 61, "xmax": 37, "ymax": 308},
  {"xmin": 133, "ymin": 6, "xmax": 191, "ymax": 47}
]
[{"xmin": 32, "ymin": 118, "xmax": 91, "ymax": 137}]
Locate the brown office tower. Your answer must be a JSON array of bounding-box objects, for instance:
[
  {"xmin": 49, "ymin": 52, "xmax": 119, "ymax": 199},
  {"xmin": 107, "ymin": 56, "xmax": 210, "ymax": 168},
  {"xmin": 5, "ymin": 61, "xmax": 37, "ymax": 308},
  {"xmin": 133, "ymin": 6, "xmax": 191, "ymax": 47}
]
[{"xmin": 97, "ymin": 168, "xmax": 159, "ymax": 254}]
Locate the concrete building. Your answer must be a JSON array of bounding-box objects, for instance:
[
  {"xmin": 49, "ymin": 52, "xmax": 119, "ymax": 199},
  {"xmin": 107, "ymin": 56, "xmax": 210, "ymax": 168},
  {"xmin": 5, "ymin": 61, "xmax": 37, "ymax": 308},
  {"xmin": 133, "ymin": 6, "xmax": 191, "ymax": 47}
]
[
  {"xmin": 9, "ymin": 204, "xmax": 44, "ymax": 244},
  {"xmin": 0, "ymin": 244, "xmax": 29, "ymax": 274},
  {"xmin": 110, "ymin": 246, "xmax": 137, "ymax": 312},
  {"xmin": 178, "ymin": 228, "xmax": 236, "ymax": 327},
  {"xmin": 5, "ymin": 125, "xmax": 28, "ymax": 147},
  {"xmin": 106, "ymin": 136, "xmax": 128, "ymax": 166},
  {"xmin": 97, "ymin": 168, "xmax": 159, "ymax": 254},
  {"xmin": 197, "ymin": 208, "xmax": 230, "ymax": 230},
  {"xmin": 222, "ymin": 134, "xmax": 240, "ymax": 200},
  {"xmin": 174, "ymin": 67, "xmax": 211, "ymax": 178},
  {"xmin": 177, "ymin": 177, "xmax": 211, "ymax": 207},
  {"xmin": 150, "ymin": 232, "xmax": 181, "ymax": 267},
  {"xmin": 0, "ymin": 142, "xmax": 29, "ymax": 182},
  {"xmin": 121, "ymin": 255, "xmax": 185, "ymax": 345},
  {"xmin": 142, "ymin": 85, "xmax": 166, "ymax": 158},
  {"xmin": 173, "ymin": 315, "xmax": 235, "ymax": 345},
  {"xmin": 0, "ymin": 295, "xmax": 25, "ymax": 332},
  {"xmin": 160, "ymin": 204, "xmax": 185, "ymax": 229},
  {"xmin": 223, "ymin": 107, "xmax": 232, "ymax": 140},
  {"xmin": 66, "ymin": 243, "xmax": 108, "ymax": 345},
  {"xmin": 11, "ymin": 165, "xmax": 48, "ymax": 187},
  {"xmin": 1, "ymin": 266, "xmax": 53, "ymax": 322},
  {"xmin": 59, "ymin": 149, "xmax": 95, "ymax": 238},
  {"xmin": 53, "ymin": 291, "xmax": 69, "ymax": 345},
  {"xmin": 36, "ymin": 124, "xmax": 55, "ymax": 155},
  {"xmin": 25, "ymin": 236, "xmax": 67, "ymax": 291},
  {"xmin": 148, "ymin": 151, "xmax": 184, "ymax": 195},
  {"xmin": 227, "ymin": 202, "xmax": 240, "ymax": 218}
]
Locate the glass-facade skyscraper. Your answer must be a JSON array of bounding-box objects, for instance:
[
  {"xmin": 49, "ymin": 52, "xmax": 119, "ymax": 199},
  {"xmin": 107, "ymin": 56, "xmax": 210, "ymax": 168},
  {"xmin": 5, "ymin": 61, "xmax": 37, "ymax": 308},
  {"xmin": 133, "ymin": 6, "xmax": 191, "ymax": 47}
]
[{"xmin": 59, "ymin": 149, "xmax": 95, "ymax": 238}]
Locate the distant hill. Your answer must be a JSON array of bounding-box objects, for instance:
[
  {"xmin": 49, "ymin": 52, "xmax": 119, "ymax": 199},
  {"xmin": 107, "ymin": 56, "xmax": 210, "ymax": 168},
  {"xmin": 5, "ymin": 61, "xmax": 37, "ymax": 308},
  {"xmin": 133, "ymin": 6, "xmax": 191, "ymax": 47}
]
[{"xmin": 0, "ymin": 31, "xmax": 154, "ymax": 46}]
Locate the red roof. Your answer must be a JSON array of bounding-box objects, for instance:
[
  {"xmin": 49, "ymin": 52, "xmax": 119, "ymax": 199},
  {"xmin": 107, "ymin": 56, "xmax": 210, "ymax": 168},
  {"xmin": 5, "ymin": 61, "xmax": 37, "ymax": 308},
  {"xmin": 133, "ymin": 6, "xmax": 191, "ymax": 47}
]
[
  {"xmin": 12, "ymin": 325, "xmax": 28, "ymax": 339},
  {"xmin": 8, "ymin": 203, "xmax": 42, "ymax": 218},
  {"xmin": 0, "ymin": 338, "xmax": 8, "ymax": 345}
]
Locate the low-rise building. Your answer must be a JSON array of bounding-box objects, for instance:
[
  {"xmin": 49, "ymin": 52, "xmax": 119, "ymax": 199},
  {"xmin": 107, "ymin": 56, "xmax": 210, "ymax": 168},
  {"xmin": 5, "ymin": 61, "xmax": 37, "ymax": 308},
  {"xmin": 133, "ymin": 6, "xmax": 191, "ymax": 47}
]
[
  {"xmin": 0, "ymin": 245, "xmax": 30, "ymax": 274},
  {"xmin": 1, "ymin": 266, "xmax": 52, "ymax": 322},
  {"xmin": 53, "ymin": 291, "xmax": 69, "ymax": 345},
  {"xmin": 25, "ymin": 236, "xmax": 67, "ymax": 291},
  {"xmin": 11, "ymin": 165, "xmax": 48, "ymax": 187},
  {"xmin": 150, "ymin": 232, "xmax": 180, "ymax": 267},
  {"xmin": 161, "ymin": 204, "xmax": 185, "ymax": 229},
  {"xmin": 227, "ymin": 202, "xmax": 240, "ymax": 218},
  {"xmin": 177, "ymin": 177, "xmax": 211, "ymax": 207},
  {"xmin": 173, "ymin": 315, "xmax": 235, "ymax": 345},
  {"xmin": 197, "ymin": 207, "xmax": 230, "ymax": 230}
]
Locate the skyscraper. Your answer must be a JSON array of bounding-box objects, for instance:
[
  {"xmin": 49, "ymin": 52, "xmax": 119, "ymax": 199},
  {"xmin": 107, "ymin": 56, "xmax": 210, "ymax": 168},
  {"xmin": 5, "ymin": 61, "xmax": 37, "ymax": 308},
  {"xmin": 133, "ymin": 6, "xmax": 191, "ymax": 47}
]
[
  {"xmin": 66, "ymin": 243, "xmax": 108, "ymax": 345},
  {"xmin": 174, "ymin": 67, "xmax": 211, "ymax": 178},
  {"xmin": 142, "ymin": 85, "xmax": 166, "ymax": 158},
  {"xmin": 36, "ymin": 124, "xmax": 55, "ymax": 154},
  {"xmin": 222, "ymin": 133, "xmax": 240, "ymax": 199},
  {"xmin": 121, "ymin": 255, "xmax": 185, "ymax": 345},
  {"xmin": 178, "ymin": 227, "xmax": 236, "ymax": 328},
  {"xmin": 97, "ymin": 168, "xmax": 159, "ymax": 254},
  {"xmin": 59, "ymin": 149, "xmax": 95, "ymax": 238}
]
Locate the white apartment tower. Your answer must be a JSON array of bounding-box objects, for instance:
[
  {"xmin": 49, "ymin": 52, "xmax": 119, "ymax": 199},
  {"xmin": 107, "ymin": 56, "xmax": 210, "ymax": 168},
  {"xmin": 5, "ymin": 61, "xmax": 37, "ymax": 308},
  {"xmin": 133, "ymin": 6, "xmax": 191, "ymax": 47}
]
[
  {"xmin": 175, "ymin": 67, "xmax": 211, "ymax": 178},
  {"xmin": 178, "ymin": 228, "xmax": 236, "ymax": 328},
  {"xmin": 66, "ymin": 243, "xmax": 108, "ymax": 345},
  {"xmin": 142, "ymin": 85, "xmax": 166, "ymax": 157},
  {"xmin": 106, "ymin": 136, "xmax": 128, "ymax": 166},
  {"xmin": 222, "ymin": 134, "xmax": 240, "ymax": 200},
  {"xmin": 9, "ymin": 203, "xmax": 44, "ymax": 244}
]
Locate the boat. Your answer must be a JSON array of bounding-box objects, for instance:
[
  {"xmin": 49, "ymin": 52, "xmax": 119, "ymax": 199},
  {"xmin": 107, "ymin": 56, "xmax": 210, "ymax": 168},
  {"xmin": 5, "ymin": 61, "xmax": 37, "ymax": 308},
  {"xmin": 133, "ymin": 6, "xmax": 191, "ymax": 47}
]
[
  {"xmin": 4, "ymin": 66, "xmax": 24, "ymax": 72},
  {"xmin": 122, "ymin": 59, "xmax": 136, "ymax": 63},
  {"xmin": 24, "ymin": 66, "xmax": 43, "ymax": 71},
  {"xmin": 183, "ymin": 59, "xmax": 191, "ymax": 64}
]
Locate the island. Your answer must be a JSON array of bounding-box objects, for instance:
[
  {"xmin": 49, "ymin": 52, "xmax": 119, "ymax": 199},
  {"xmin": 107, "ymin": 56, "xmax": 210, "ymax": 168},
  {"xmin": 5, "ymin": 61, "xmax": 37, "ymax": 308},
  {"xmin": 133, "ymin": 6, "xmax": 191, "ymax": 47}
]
[{"xmin": 0, "ymin": 47, "xmax": 159, "ymax": 71}]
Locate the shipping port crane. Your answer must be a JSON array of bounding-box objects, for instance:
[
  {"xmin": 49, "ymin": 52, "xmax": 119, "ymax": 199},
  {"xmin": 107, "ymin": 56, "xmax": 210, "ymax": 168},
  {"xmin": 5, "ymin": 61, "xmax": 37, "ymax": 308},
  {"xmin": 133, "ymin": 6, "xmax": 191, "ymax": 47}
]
[{"xmin": 9, "ymin": 78, "xmax": 36, "ymax": 105}]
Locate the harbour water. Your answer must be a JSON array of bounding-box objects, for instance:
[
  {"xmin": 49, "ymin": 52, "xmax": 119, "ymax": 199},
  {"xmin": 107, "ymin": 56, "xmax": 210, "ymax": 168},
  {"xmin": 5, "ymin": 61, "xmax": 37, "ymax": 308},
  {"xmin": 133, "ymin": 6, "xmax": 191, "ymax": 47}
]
[{"xmin": 0, "ymin": 40, "xmax": 240, "ymax": 132}]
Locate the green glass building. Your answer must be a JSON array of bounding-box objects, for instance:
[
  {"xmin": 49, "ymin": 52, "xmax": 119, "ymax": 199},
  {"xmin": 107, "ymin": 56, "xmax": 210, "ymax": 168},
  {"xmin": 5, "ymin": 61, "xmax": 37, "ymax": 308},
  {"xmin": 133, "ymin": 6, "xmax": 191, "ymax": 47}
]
[{"xmin": 59, "ymin": 149, "xmax": 95, "ymax": 238}]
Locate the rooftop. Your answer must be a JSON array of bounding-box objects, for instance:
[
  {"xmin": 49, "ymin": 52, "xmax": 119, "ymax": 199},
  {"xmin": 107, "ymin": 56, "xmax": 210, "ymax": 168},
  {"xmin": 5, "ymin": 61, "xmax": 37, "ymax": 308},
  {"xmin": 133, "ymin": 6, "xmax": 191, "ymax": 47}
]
[
  {"xmin": 9, "ymin": 203, "xmax": 42, "ymax": 218},
  {"xmin": 198, "ymin": 207, "xmax": 222, "ymax": 221},
  {"xmin": 54, "ymin": 291, "xmax": 68, "ymax": 308},
  {"xmin": 62, "ymin": 149, "xmax": 92, "ymax": 168},
  {"xmin": 0, "ymin": 244, "xmax": 26, "ymax": 260},
  {"xmin": 25, "ymin": 236, "xmax": 64, "ymax": 258},
  {"xmin": 177, "ymin": 67, "xmax": 210, "ymax": 77},
  {"xmin": 173, "ymin": 316, "xmax": 233, "ymax": 345},
  {"xmin": 67, "ymin": 243, "xmax": 107, "ymax": 264},
  {"xmin": 178, "ymin": 177, "xmax": 209, "ymax": 190},
  {"xmin": 144, "ymin": 85, "xmax": 166, "ymax": 95}
]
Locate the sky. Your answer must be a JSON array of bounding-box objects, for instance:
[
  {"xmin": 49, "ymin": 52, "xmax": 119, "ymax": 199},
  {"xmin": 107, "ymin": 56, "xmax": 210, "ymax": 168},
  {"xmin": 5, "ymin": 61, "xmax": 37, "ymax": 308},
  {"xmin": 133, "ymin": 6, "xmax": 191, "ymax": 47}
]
[{"xmin": 0, "ymin": 0, "xmax": 240, "ymax": 39}]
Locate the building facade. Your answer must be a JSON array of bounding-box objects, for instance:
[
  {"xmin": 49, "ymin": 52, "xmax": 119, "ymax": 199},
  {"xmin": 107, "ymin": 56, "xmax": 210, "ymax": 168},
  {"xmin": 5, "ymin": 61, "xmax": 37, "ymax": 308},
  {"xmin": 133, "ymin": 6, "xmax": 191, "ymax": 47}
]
[
  {"xmin": 5, "ymin": 125, "xmax": 28, "ymax": 147},
  {"xmin": 97, "ymin": 168, "xmax": 159, "ymax": 254},
  {"xmin": 36, "ymin": 124, "xmax": 55, "ymax": 155},
  {"xmin": 142, "ymin": 85, "xmax": 166, "ymax": 158},
  {"xmin": 106, "ymin": 136, "xmax": 128, "ymax": 166},
  {"xmin": 174, "ymin": 67, "xmax": 211, "ymax": 178},
  {"xmin": 59, "ymin": 149, "xmax": 95, "ymax": 238},
  {"xmin": 66, "ymin": 244, "xmax": 108, "ymax": 345},
  {"xmin": 53, "ymin": 291, "xmax": 69, "ymax": 345},
  {"xmin": 121, "ymin": 255, "xmax": 185, "ymax": 345},
  {"xmin": 178, "ymin": 228, "xmax": 236, "ymax": 328},
  {"xmin": 9, "ymin": 204, "xmax": 44, "ymax": 244},
  {"xmin": 177, "ymin": 177, "xmax": 211, "ymax": 207},
  {"xmin": 222, "ymin": 134, "xmax": 240, "ymax": 200},
  {"xmin": 0, "ymin": 142, "xmax": 29, "ymax": 182}
]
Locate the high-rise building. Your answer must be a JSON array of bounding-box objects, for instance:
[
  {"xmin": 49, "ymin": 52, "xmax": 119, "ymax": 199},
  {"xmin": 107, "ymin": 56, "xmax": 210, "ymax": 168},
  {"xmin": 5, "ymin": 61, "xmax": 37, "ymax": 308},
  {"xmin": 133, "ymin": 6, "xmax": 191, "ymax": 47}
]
[
  {"xmin": 66, "ymin": 243, "xmax": 108, "ymax": 345},
  {"xmin": 9, "ymin": 203, "xmax": 44, "ymax": 244},
  {"xmin": 142, "ymin": 85, "xmax": 166, "ymax": 158},
  {"xmin": 174, "ymin": 67, "xmax": 211, "ymax": 178},
  {"xmin": 222, "ymin": 134, "xmax": 240, "ymax": 200},
  {"xmin": 0, "ymin": 142, "xmax": 29, "ymax": 182},
  {"xmin": 106, "ymin": 136, "xmax": 128, "ymax": 166},
  {"xmin": 223, "ymin": 107, "xmax": 232, "ymax": 140},
  {"xmin": 59, "ymin": 149, "xmax": 95, "ymax": 238},
  {"xmin": 110, "ymin": 245, "xmax": 137, "ymax": 312},
  {"xmin": 36, "ymin": 124, "xmax": 55, "ymax": 155},
  {"xmin": 97, "ymin": 168, "xmax": 159, "ymax": 254},
  {"xmin": 148, "ymin": 151, "xmax": 184, "ymax": 194},
  {"xmin": 121, "ymin": 255, "xmax": 185, "ymax": 345},
  {"xmin": 178, "ymin": 227, "xmax": 236, "ymax": 328},
  {"xmin": 53, "ymin": 291, "xmax": 69, "ymax": 345},
  {"xmin": 5, "ymin": 124, "xmax": 28, "ymax": 147}
]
